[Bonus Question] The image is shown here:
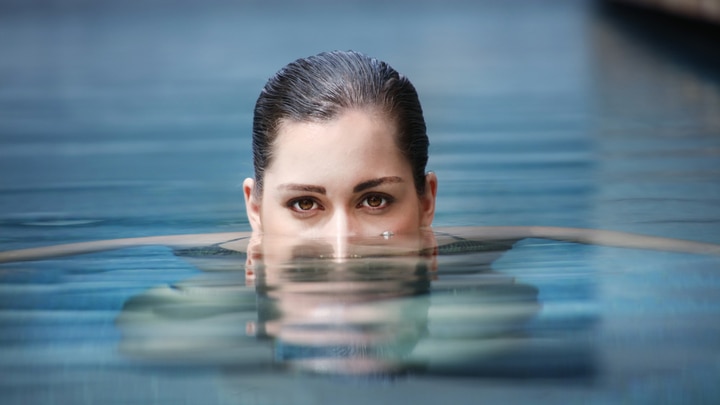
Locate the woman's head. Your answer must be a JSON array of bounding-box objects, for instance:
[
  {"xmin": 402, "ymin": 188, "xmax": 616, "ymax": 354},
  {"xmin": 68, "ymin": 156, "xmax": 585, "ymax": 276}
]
[
  {"xmin": 244, "ymin": 51, "xmax": 437, "ymax": 241},
  {"xmin": 252, "ymin": 51, "xmax": 429, "ymax": 195}
]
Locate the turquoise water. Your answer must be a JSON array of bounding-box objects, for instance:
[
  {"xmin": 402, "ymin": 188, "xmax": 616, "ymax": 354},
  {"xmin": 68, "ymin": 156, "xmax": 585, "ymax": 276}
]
[{"xmin": 2, "ymin": 0, "xmax": 720, "ymax": 403}]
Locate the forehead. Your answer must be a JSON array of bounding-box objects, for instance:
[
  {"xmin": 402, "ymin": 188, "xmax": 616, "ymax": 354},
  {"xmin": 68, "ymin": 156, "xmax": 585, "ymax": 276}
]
[
  {"xmin": 273, "ymin": 109, "xmax": 398, "ymax": 156},
  {"xmin": 265, "ymin": 109, "xmax": 409, "ymax": 183}
]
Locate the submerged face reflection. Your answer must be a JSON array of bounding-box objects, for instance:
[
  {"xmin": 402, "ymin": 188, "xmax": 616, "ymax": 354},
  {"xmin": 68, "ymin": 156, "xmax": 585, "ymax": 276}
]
[
  {"xmin": 243, "ymin": 109, "xmax": 437, "ymax": 241},
  {"xmin": 247, "ymin": 235, "xmax": 435, "ymax": 375}
]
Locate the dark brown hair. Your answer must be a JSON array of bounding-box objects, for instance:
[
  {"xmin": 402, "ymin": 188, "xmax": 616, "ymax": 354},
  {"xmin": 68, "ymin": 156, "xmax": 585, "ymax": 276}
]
[{"xmin": 252, "ymin": 50, "xmax": 429, "ymax": 195}]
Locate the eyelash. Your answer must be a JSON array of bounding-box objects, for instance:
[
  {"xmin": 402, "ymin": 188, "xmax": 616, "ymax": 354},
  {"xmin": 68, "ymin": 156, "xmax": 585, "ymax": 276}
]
[
  {"xmin": 286, "ymin": 194, "xmax": 395, "ymax": 214},
  {"xmin": 357, "ymin": 193, "xmax": 394, "ymax": 210},
  {"xmin": 288, "ymin": 198, "xmax": 322, "ymax": 214}
]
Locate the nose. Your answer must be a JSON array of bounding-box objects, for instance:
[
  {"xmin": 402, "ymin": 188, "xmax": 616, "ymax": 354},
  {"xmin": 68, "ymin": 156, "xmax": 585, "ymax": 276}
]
[
  {"xmin": 323, "ymin": 209, "xmax": 358, "ymax": 260},
  {"xmin": 308, "ymin": 207, "xmax": 361, "ymax": 237}
]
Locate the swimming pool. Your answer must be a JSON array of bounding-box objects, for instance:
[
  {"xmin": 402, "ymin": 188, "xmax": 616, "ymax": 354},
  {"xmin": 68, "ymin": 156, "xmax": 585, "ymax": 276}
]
[{"xmin": 1, "ymin": 0, "xmax": 720, "ymax": 403}]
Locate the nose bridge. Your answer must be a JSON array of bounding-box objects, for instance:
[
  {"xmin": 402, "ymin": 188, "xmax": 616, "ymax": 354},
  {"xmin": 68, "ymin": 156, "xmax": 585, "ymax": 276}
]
[
  {"xmin": 326, "ymin": 207, "xmax": 356, "ymax": 260},
  {"xmin": 327, "ymin": 206, "xmax": 356, "ymax": 236}
]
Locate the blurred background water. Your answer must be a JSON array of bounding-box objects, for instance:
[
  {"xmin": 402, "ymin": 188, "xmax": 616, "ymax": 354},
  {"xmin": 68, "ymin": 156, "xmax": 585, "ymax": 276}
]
[
  {"xmin": 1, "ymin": 0, "xmax": 718, "ymax": 243},
  {"xmin": 1, "ymin": 0, "xmax": 720, "ymax": 403}
]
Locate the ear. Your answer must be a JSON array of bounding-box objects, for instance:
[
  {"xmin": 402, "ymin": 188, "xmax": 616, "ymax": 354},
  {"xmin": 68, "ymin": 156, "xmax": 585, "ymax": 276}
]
[
  {"xmin": 419, "ymin": 172, "xmax": 438, "ymax": 228},
  {"xmin": 243, "ymin": 178, "xmax": 263, "ymax": 233}
]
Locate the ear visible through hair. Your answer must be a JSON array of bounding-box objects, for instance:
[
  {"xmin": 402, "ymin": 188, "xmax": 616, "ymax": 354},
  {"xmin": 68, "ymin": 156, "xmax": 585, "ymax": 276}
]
[
  {"xmin": 420, "ymin": 172, "xmax": 438, "ymax": 227},
  {"xmin": 243, "ymin": 178, "xmax": 263, "ymax": 232}
]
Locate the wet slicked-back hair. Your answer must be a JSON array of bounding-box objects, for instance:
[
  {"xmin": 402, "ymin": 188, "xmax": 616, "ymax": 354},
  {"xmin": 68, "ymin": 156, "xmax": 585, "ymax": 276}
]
[{"xmin": 252, "ymin": 50, "xmax": 429, "ymax": 196}]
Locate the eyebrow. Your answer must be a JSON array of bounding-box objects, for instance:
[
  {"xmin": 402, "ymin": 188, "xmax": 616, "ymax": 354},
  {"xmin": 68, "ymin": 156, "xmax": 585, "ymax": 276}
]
[
  {"xmin": 276, "ymin": 176, "xmax": 404, "ymax": 195},
  {"xmin": 353, "ymin": 176, "xmax": 404, "ymax": 193},
  {"xmin": 277, "ymin": 184, "xmax": 327, "ymax": 194}
]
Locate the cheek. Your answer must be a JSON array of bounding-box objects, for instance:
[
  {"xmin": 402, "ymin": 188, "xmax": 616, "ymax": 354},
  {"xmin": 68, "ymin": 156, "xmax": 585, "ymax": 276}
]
[
  {"xmin": 382, "ymin": 200, "xmax": 422, "ymax": 231},
  {"xmin": 258, "ymin": 200, "xmax": 294, "ymax": 233}
]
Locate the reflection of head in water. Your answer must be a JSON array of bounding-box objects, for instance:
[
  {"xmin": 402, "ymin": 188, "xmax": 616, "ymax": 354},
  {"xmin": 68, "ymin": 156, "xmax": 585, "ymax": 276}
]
[
  {"xmin": 249, "ymin": 236, "xmax": 434, "ymax": 375},
  {"xmin": 242, "ymin": 51, "xmax": 438, "ymax": 240},
  {"xmin": 116, "ymin": 233, "xmax": 544, "ymax": 379}
]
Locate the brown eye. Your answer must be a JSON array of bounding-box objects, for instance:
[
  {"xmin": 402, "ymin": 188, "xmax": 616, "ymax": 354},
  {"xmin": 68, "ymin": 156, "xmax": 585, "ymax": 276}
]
[
  {"xmin": 294, "ymin": 199, "xmax": 316, "ymax": 211},
  {"xmin": 366, "ymin": 195, "xmax": 383, "ymax": 208},
  {"xmin": 360, "ymin": 194, "xmax": 392, "ymax": 210}
]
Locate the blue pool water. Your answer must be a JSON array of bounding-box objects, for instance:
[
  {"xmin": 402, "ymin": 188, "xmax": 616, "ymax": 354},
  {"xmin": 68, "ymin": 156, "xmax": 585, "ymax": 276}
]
[{"xmin": 1, "ymin": 0, "xmax": 720, "ymax": 403}]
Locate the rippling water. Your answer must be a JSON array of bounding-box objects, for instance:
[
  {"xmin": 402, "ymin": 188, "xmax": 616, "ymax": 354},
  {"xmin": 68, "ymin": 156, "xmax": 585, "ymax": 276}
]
[{"xmin": 1, "ymin": 0, "xmax": 720, "ymax": 404}]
